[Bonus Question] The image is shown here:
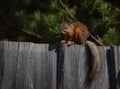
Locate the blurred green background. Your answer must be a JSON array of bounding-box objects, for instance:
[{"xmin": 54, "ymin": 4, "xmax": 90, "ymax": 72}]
[{"xmin": 0, "ymin": 0, "xmax": 120, "ymax": 45}]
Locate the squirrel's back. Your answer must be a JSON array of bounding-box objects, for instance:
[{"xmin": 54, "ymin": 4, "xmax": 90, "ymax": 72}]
[{"xmin": 71, "ymin": 22, "xmax": 89, "ymax": 43}]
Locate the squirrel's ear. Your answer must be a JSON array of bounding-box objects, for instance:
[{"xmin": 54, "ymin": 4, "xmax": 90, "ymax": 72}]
[
  {"xmin": 66, "ymin": 15, "xmax": 70, "ymax": 23},
  {"xmin": 66, "ymin": 20, "xmax": 69, "ymax": 23},
  {"xmin": 61, "ymin": 16, "xmax": 70, "ymax": 23},
  {"xmin": 61, "ymin": 17, "xmax": 66, "ymax": 23}
]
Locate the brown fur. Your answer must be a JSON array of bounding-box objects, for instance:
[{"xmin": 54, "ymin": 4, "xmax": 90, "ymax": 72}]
[
  {"xmin": 60, "ymin": 21, "xmax": 88, "ymax": 45},
  {"xmin": 60, "ymin": 21, "xmax": 101, "ymax": 79}
]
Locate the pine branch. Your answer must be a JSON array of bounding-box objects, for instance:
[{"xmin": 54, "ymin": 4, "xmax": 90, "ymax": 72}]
[
  {"xmin": 15, "ymin": 26, "xmax": 42, "ymax": 39},
  {"xmin": 59, "ymin": 0, "xmax": 77, "ymax": 21},
  {"xmin": 89, "ymin": 33, "xmax": 104, "ymax": 45},
  {"xmin": 0, "ymin": 16, "xmax": 42, "ymax": 39}
]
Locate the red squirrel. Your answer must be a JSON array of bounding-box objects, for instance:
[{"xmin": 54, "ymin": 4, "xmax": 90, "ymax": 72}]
[{"xmin": 60, "ymin": 21, "xmax": 101, "ymax": 79}]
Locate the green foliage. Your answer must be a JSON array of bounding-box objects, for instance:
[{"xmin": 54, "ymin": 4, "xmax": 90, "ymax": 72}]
[
  {"xmin": 10, "ymin": 0, "xmax": 76, "ymax": 43},
  {"xmin": 82, "ymin": 0, "xmax": 120, "ymax": 28},
  {"xmin": 80, "ymin": 0, "xmax": 120, "ymax": 45},
  {"xmin": 0, "ymin": 0, "xmax": 120, "ymax": 45},
  {"xmin": 13, "ymin": 11, "xmax": 60, "ymax": 43},
  {"xmin": 101, "ymin": 28, "xmax": 120, "ymax": 45}
]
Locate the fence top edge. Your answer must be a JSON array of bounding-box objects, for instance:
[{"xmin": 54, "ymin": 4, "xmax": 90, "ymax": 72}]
[{"xmin": 0, "ymin": 41, "xmax": 120, "ymax": 48}]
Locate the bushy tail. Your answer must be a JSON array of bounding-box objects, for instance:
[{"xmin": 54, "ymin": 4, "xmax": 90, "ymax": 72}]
[{"xmin": 85, "ymin": 41, "xmax": 101, "ymax": 79}]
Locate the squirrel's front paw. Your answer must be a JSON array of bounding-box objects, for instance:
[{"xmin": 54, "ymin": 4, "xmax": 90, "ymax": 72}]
[
  {"xmin": 67, "ymin": 41, "xmax": 75, "ymax": 46},
  {"xmin": 60, "ymin": 40, "xmax": 66, "ymax": 44}
]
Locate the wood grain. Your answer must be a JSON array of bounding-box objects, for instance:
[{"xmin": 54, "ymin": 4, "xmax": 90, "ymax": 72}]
[
  {"xmin": 62, "ymin": 44, "xmax": 109, "ymax": 89},
  {"xmin": 0, "ymin": 42, "xmax": 57, "ymax": 89},
  {"xmin": 0, "ymin": 41, "xmax": 119, "ymax": 89}
]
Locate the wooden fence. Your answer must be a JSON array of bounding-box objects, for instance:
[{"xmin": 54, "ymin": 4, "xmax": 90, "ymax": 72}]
[{"xmin": 0, "ymin": 41, "xmax": 120, "ymax": 89}]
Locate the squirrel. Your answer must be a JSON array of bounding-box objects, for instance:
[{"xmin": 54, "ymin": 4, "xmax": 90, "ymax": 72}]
[{"xmin": 60, "ymin": 21, "xmax": 101, "ymax": 79}]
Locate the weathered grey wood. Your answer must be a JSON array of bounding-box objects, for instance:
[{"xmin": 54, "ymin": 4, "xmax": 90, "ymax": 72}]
[
  {"xmin": 1, "ymin": 42, "xmax": 19, "ymax": 89},
  {"xmin": 0, "ymin": 41, "xmax": 119, "ymax": 89},
  {"xmin": 95, "ymin": 46, "xmax": 109, "ymax": 89},
  {"xmin": 62, "ymin": 44, "xmax": 109, "ymax": 89},
  {"xmin": 0, "ymin": 42, "xmax": 57, "ymax": 89},
  {"xmin": 114, "ymin": 46, "xmax": 120, "ymax": 89}
]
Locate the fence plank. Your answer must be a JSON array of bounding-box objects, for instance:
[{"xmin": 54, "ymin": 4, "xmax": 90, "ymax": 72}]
[
  {"xmin": 62, "ymin": 44, "xmax": 109, "ymax": 89},
  {"xmin": 0, "ymin": 42, "xmax": 57, "ymax": 89},
  {"xmin": 98, "ymin": 46, "xmax": 110, "ymax": 89},
  {"xmin": 114, "ymin": 46, "xmax": 120, "ymax": 89},
  {"xmin": 1, "ymin": 42, "xmax": 19, "ymax": 89}
]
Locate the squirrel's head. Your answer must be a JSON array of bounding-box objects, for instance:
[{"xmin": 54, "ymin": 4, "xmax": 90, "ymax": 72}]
[{"xmin": 60, "ymin": 21, "xmax": 71, "ymax": 34}]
